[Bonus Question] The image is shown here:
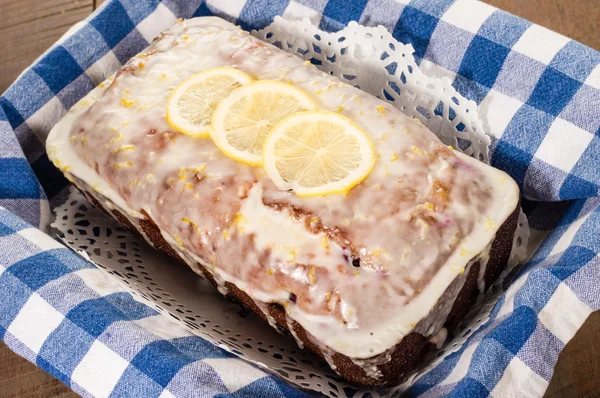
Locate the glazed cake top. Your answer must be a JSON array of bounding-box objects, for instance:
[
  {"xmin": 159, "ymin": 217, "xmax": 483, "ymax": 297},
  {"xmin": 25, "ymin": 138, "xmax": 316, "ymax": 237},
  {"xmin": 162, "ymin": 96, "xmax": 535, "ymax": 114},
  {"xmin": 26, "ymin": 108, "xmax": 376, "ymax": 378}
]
[{"xmin": 47, "ymin": 17, "xmax": 519, "ymax": 358}]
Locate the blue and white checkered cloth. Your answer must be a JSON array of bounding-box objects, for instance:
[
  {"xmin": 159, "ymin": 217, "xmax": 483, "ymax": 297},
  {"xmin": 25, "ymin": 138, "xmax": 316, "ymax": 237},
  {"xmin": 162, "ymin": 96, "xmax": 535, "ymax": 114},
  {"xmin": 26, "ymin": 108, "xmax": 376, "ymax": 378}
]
[{"xmin": 0, "ymin": 1, "xmax": 599, "ymax": 397}]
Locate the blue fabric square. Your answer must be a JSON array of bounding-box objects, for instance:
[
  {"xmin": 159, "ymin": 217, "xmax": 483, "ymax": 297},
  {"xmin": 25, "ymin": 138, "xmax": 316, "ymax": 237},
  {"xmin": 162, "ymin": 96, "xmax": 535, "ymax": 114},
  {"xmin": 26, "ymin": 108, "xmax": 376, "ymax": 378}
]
[
  {"xmin": 359, "ymin": 0, "xmax": 404, "ymax": 32},
  {"xmin": 0, "ymin": 272, "xmax": 33, "ymax": 331},
  {"xmin": 569, "ymin": 135, "xmax": 600, "ymax": 184},
  {"xmin": 0, "ymin": 98, "xmax": 25, "ymax": 128},
  {"xmin": 36, "ymin": 357, "xmax": 71, "ymax": 386},
  {"xmin": 499, "ymin": 104, "xmax": 555, "ymax": 153},
  {"xmin": 424, "ymin": 21, "xmax": 473, "ymax": 73},
  {"xmin": 559, "ymin": 85, "xmax": 600, "ymax": 134},
  {"xmin": 120, "ymin": 0, "xmax": 161, "ymax": 25},
  {"xmin": 452, "ymin": 73, "xmax": 490, "ymax": 104},
  {"xmin": 62, "ymin": 24, "xmax": 112, "ymax": 71},
  {"xmin": 494, "ymin": 51, "xmax": 545, "ymax": 102},
  {"xmin": 32, "ymin": 47, "xmax": 84, "ymax": 94},
  {"xmin": 489, "ymin": 307, "xmax": 538, "ymax": 355},
  {"xmin": 570, "ymin": 209, "xmax": 600, "ymax": 252},
  {"xmin": 393, "ymin": 6, "xmax": 440, "ymax": 60},
  {"xmin": 458, "ymin": 35, "xmax": 511, "ymax": 88},
  {"xmin": 524, "ymin": 159, "xmax": 567, "ymax": 201},
  {"xmin": 111, "ymin": 29, "xmax": 148, "ymax": 65},
  {"xmin": 91, "ymin": 1, "xmax": 136, "ymax": 48},
  {"xmin": 238, "ymin": 0, "xmax": 291, "ymax": 31},
  {"xmin": 8, "ymin": 250, "xmax": 73, "ymax": 291},
  {"xmin": 550, "ymin": 41, "xmax": 600, "ymax": 82},
  {"xmin": 130, "ymin": 339, "xmax": 197, "ymax": 388},
  {"xmin": 192, "ymin": 1, "xmax": 213, "ymax": 18},
  {"xmin": 67, "ymin": 293, "xmax": 153, "ymax": 338},
  {"xmin": 527, "ymin": 67, "xmax": 582, "ymax": 116},
  {"xmin": 407, "ymin": 345, "xmax": 464, "ymax": 396},
  {"xmin": 565, "ymin": 254, "xmax": 600, "ymax": 309},
  {"xmin": 451, "ymin": 377, "xmax": 490, "ymax": 397},
  {"xmin": 515, "ymin": 270, "xmax": 560, "ymax": 312},
  {"xmin": 491, "ymin": 141, "xmax": 532, "ymax": 186},
  {"xmin": 109, "ymin": 366, "xmax": 163, "ymax": 398},
  {"xmin": 2, "ymin": 69, "xmax": 57, "ymax": 122},
  {"xmin": 478, "ymin": 10, "xmax": 530, "ymax": 48},
  {"xmin": 0, "ymin": 158, "xmax": 41, "ymax": 199},
  {"xmin": 56, "ymin": 74, "xmax": 95, "ymax": 110},
  {"xmin": 405, "ymin": 0, "xmax": 454, "ymax": 18},
  {"xmin": 517, "ymin": 322, "xmax": 562, "ymax": 381},
  {"xmin": 560, "ymin": 173, "xmax": 599, "ymax": 199},
  {"xmin": 0, "ymin": 209, "xmax": 31, "ymax": 235},
  {"xmin": 37, "ymin": 319, "xmax": 96, "ymax": 382},
  {"xmin": 548, "ymin": 245, "xmax": 596, "ymax": 281},
  {"xmin": 319, "ymin": 0, "xmax": 369, "ymax": 32},
  {"xmin": 161, "ymin": 0, "xmax": 206, "ymax": 18}
]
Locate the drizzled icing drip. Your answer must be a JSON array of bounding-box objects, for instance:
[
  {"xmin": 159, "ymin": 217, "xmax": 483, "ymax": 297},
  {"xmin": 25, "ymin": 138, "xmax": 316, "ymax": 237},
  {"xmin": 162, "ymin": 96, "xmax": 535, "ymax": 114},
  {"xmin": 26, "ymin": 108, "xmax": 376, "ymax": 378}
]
[{"xmin": 285, "ymin": 315, "xmax": 305, "ymax": 349}]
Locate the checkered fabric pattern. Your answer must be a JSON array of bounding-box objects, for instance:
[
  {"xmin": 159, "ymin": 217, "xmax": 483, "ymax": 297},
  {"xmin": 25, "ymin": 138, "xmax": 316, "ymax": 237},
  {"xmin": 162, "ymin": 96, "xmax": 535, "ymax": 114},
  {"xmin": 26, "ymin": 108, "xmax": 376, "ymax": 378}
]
[{"xmin": 0, "ymin": 1, "xmax": 598, "ymax": 397}]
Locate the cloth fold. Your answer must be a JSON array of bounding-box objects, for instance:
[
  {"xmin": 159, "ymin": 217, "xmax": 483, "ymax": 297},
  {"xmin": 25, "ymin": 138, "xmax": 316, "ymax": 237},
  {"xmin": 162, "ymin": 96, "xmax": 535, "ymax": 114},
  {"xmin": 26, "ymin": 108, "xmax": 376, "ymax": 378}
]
[{"xmin": 0, "ymin": 1, "xmax": 599, "ymax": 397}]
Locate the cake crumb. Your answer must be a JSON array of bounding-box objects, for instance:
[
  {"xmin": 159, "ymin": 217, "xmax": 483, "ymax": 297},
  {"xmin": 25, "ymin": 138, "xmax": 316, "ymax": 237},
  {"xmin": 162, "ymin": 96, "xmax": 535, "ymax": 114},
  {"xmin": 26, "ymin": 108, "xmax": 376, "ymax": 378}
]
[
  {"xmin": 121, "ymin": 98, "xmax": 135, "ymax": 108},
  {"xmin": 320, "ymin": 235, "xmax": 329, "ymax": 249}
]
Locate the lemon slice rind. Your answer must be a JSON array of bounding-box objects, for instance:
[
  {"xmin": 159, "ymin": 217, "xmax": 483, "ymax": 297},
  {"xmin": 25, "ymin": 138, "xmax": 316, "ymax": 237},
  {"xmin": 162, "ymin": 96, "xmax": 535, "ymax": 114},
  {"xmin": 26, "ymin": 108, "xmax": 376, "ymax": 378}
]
[
  {"xmin": 210, "ymin": 81, "xmax": 317, "ymax": 166},
  {"xmin": 166, "ymin": 67, "xmax": 253, "ymax": 138},
  {"xmin": 263, "ymin": 111, "xmax": 375, "ymax": 197}
]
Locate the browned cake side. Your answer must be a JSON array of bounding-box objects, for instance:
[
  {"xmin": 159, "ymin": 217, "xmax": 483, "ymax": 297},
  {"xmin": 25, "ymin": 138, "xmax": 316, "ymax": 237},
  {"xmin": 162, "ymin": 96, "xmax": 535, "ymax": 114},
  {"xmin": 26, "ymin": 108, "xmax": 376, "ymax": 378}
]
[{"xmin": 74, "ymin": 179, "xmax": 518, "ymax": 387}]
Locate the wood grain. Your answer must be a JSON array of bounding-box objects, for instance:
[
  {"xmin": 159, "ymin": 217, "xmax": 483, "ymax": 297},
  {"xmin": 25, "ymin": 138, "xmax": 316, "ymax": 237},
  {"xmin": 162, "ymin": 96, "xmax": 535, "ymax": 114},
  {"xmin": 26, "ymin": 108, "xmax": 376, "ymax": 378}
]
[
  {"xmin": 486, "ymin": 0, "xmax": 600, "ymax": 51},
  {"xmin": 0, "ymin": 341, "xmax": 77, "ymax": 398},
  {"xmin": 0, "ymin": 0, "xmax": 94, "ymax": 94},
  {"xmin": 0, "ymin": 0, "xmax": 599, "ymax": 397}
]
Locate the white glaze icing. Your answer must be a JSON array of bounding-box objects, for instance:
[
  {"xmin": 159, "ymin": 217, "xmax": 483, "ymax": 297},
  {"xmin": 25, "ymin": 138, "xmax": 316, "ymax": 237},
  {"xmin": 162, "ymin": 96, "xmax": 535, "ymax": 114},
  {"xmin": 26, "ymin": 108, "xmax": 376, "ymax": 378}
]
[{"xmin": 46, "ymin": 17, "xmax": 520, "ymax": 360}]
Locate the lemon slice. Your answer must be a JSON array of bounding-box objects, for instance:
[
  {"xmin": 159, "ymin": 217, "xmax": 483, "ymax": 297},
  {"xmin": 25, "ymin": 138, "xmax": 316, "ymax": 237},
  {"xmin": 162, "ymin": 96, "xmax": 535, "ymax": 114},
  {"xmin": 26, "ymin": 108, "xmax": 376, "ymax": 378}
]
[
  {"xmin": 263, "ymin": 111, "xmax": 376, "ymax": 197},
  {"xmin": 166, "ymin": 67, "xmax": 253, "ymax": 137},
  {"xmin": 210, "ymin": 81, "xmax": 317, "ymax": 166}
]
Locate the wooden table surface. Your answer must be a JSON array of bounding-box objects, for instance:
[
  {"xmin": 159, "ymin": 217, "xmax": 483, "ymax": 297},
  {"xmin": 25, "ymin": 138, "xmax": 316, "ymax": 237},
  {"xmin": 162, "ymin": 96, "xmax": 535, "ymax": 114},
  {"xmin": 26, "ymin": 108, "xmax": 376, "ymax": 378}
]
[{"xmin": 0, "ymin": 0, "xmax": 599, "ymax": 397}]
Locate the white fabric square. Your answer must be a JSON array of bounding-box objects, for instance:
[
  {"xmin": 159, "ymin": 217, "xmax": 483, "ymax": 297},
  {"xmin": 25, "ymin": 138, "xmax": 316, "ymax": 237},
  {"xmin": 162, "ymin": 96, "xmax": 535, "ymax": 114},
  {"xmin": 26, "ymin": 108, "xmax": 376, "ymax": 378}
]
[
  {"xmin": 440, "ymin": 1, "xmax": 496, "ymax": 34},
  {"xmin": 18, "ymin": 228, "xmax": 63, "ymax": 251},
  {"xmin": 134, "ymin": 315, "xmax": 191, "ymax": 340},
  {"xmin": 137, "ymin": 3, "xmax": 178, "ymax": 44},
  {"xmin": 539, "ymin": 283, "xmax": 592, "ymax": 343},
  {"xmin": 26, "ymin": 97, "xmax": 65, "ymax": 143},
  {"xmin": 204, "ymin": 358, "xmax": 266, "ymax": 393},
  {"xmin": 85, "ymin": 51, "xmax": 121, "ymax": 85},
  {"xmin": 283, "ymin": 1, "xmax": 324, "ymax": 24},
  {"xmin": 512, "ymin": 25, "xmax": 570, "ymax": 65},
  {"xmin": 535, "ymin": 118, "xmax": 593, "ymax": 172},
  {"xmin": 491, "ymin": 357, "xmax": 547, "ymax": 398},
  {"xmin": 585, "ymin": 63, "xmax": 600, "ymax": 89},
  {"xmin": 479, "ymin": 89, "xmax": 523, "ymax": 139},
  {"xmin": 75, "ymin": 268, "xmax": 130, "ymax": 297},
  {"xmin": 7, "ymin": 293, "xmax": 64, "ymax": 354},
  {"xmin": 158, "ymin": 390, "xmax": 177, "ymax": 398},
  {"xmin": 207, "ymin": 0, "xmax": 246, "ymax": 19},
  {"xmin": 71, "ymin": 340, "xmax": 129, "ymax": 398}
]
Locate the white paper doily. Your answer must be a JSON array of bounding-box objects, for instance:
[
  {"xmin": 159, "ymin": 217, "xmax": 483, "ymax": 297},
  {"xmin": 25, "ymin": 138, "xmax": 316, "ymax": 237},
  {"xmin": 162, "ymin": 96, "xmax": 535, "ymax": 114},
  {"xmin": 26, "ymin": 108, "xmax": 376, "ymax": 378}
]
[
  {"xmin": 50, "ymin": 18, "xmax": 529, "ymax": 397},
  {"xmin": 255, "ymin": 18, "xmax": 489, "ymax": 163}
]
